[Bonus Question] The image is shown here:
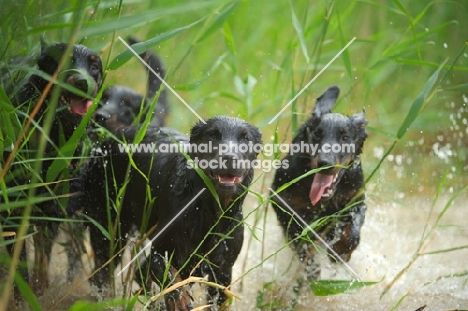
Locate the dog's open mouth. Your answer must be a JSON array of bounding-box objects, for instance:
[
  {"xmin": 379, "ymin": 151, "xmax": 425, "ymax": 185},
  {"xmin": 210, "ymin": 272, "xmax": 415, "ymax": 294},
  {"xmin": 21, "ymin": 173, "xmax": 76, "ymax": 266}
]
[
  {"xmin": 60, "ymin": 95, "xmax": 93, "ymax": 116},
  {"xmin": 309, "ymin": 170, "xmax": 343, "ymax": 205},
  {"xmin": 209, "ymin": 172, "xmax": 243, "ymax": 185},
  {"xmin": 217, "ymin": 174, "xmax": 243, "ymax": 185}
]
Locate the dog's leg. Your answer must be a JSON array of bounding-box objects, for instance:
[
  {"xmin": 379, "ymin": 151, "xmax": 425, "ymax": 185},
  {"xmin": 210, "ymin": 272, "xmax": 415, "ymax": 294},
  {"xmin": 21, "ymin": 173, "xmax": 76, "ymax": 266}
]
[
  {"xmin": 295, "ymin": 241, "xmax": 321, "ymax": 281},
  {"xmin": 287, "ymin": 223, "xmax": 322, "ymax": 281},
  {"xmin": 326, "ymin": 202, "xmax": 366, "ymax": 262},
  {"xmin": 201, "ymin": 262, "xmax": 234, "ymax": 311},
  {"xmin": 61, "ymin": 221, "xmax": 86, "ymax": 283},
  {"xmin": 136, "ymin": 252, "xmax": 193, "ymax": 311},
  {"xmin": 31, "ymin": 228, "xmax": 49, "ymax": 295},
  {"xmin": 5, "ymin": 233, "xmax": 30, "ymax": 303},
  {"xmin": 200, "ymin": 262, "xmax": 219, "ymax": 307},
  {"xmin": 88, "ymin": 223, "xmax": 111, "ymax": 295}
]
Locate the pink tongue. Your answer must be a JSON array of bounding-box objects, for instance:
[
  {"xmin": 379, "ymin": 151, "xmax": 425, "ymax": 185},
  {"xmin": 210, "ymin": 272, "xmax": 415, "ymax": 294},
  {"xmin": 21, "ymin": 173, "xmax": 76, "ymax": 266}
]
[
  {"xmin": 218, "ymin": 175, "xmax": 242, "ymax": 184},
  {"xmin": 70, "ymin": 99, "xmax": 93, "ymax": 115},
  {"xmin": 309, "ymin": 173, "xmax": 334, "ymax": 206}
]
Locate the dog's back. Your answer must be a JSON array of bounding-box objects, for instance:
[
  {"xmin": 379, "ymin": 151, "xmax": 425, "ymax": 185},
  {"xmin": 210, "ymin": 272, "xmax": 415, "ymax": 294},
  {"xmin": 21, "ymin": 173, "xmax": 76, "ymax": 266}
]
[{"xmin": 271, "ymin": 86, "xmax": 367, "ymax": 280}]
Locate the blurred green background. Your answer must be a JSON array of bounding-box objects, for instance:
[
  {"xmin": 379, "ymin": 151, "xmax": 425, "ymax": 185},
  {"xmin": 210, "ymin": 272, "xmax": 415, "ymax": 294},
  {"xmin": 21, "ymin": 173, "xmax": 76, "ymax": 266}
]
[
  {"xmin": 0, "ymin": 0, "xmax": 466, "ymax": 226},
  {"xmin": 3, "ymin": 0, "xmax": 467, "ymax": 198}
]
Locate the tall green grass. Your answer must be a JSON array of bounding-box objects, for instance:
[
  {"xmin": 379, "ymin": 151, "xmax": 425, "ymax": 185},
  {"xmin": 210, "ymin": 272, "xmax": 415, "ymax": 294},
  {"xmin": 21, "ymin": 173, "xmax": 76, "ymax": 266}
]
[{"xmin": 1, "ymin": 0, "xmax": 467, "ymax": 310}]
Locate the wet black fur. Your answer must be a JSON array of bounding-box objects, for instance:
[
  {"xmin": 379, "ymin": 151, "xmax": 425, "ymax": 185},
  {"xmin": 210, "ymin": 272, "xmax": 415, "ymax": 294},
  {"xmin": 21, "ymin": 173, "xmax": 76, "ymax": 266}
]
[
  {"xmin": 68, "ymin": 116, "xmax": 262, "ymax": 309},
  {"xmin": 12, "ymin": 40, "xmax": 103, "ymax": 149},
  {"xmin": 1, "ymin": 40, "xmax": 103, "ymax": 298},
  {"xmin": 90, "ymin": 37, "xmax": 168, "ymax": 136},
  {"xmin": 271, "ymin": 86, "xmax": 367, "ymax": 280}
]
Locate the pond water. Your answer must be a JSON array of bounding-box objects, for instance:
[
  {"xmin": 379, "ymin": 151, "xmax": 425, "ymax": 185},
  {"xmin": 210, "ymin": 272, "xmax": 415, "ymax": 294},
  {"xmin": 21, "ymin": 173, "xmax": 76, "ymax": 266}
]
[
  {"xmin": 230, "ymin": 191, "xmax": 468, "ymax": 310},
  {"xmin": 12, "ymin": 166, "xmax": 468, "ymax": 311}
]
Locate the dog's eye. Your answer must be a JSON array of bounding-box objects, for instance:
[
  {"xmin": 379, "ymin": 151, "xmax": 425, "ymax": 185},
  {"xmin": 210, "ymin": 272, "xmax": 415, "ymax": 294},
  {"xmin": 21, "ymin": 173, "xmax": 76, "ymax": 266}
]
[
  {"xmin": 312, "ymin": 129, "xmax": 322, "ymax": 139},
  {"xmin": 342, "ymin": 134, "xmax": 350, "ymax": 142},
  {"xmin": 239, "ymin": 131, "xmax": 249, "ymax": 142},
  {"xmin": 205, "ymin": 132, "xmax": 219, "ymax": 141},
  {"xmin": 90, "ymin": 64, "xmax": 100, "ymax": 73}
]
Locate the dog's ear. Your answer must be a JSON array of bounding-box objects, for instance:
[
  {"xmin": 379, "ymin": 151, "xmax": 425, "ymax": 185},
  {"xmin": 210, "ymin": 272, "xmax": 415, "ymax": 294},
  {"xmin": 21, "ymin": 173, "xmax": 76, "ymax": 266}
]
[
  {"xmin": 190, "ymin": 120, "xmax": 206, "ymax": 142},
  {"xmin": 349, "ymin": 109, "xmax": 368, "ymax": 129},
  {"xmin": 312, "ymin": 85, "xmax": 340, "ymax": 118},
  {"xmin": 350, "ymin": 109, "xmax": 368, "ymax": 155},
  {"xmin": 248, "ymin": 125, "xmax": 263, "ymax": 148}
]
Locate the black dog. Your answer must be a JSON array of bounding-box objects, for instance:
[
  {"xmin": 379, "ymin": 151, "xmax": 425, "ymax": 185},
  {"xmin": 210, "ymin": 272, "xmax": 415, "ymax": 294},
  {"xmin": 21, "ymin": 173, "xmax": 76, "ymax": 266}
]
[
  {"xmin": 62, "ymin": 39, "xmax": 168, "ymax": 279},
  {"xmin": 271, "ymin": 86, "xmax": 367, "ymax": 280},
  {"xmin": 1, "ymin": 40, "xmax": 102, "ymax": 296},
  {"xmin": 68, "ymin": 116, "xmax": 262, "ymax": 309},
  {"xmin": 11, "ymin": 39, "xmax": 102, "ymax": 150},
  {"xmin": 90, "ymin": 37, "xmax": 168, "ymax": 136}
]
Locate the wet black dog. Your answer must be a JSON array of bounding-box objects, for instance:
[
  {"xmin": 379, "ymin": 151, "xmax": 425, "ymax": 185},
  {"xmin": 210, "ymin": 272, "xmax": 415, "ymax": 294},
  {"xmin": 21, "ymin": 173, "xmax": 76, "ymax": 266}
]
[
  {"xmin": 11, "ymin": 40, "xmax": 103, "ymax": 149},
  {"xmin": 271, "ymin": 86, "xmax": 367, "ymax": 280},
  {"xmin": 63, "ymin": 39, "xmax": 168, "ymax": 283},
  {"xmin": 68, "ymin": 116, "xmax": 262, "ymax": 309},
  {"xmin": 90, "ymin": 37, "xmax": 167, "ymax": 136},
  {"xmin": 1, "ymin": 40, "xmax": 102, "ymax": 296}
]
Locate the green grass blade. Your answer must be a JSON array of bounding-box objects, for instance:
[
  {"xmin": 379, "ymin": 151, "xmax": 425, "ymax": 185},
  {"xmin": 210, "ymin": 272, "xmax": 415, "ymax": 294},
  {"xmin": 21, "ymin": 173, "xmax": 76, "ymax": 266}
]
[
  {"xmin": 366, "ymin": 126, "xmax": 396, "ymax": 138},
  {"xmin": 68, "ymin": 298, "xmax": 129, "ymax": 311},
  {"xmin": 0, "ymin": 87, "xmax": 19, "ymax": 147},
  {"xmin": 108, "ymin": 17, "xmax": 206, "ymax": 70},
  {"xmin": 173, "ymin": 52, "xmax": 228, "ymax": 91},
  {"xmin": 396, "ymin": 59, "xmax": 446, "ymax": 139},
  {"xmin": 381, "ymin": 20, "xmax": 457, "ymax": 59},
  {"xmin": 46, "ymin": 102, "xmax": 97, "ymax": 182},
  {"xmin": 435, "ymin": 184, "xmax": 468, "ymax": 225},
  {"xmin": 188, "ymin": 159, "xmax": 220, "ymax": 207},
  {"xmin": 422, "ymin": 244, "xmax": 468, "ymax": 255},
  {"xmin": 80, "ymin": 213, "xmax": 111, "ymax": 240},
  {"xmin": 394, "ymin": 59, "xmax": 468, "ymax": 71},
  {"xmin": 78, "ymin": 2, "xmax": 216, "ymax": 38},
  {"xmin": 393, "ymin": 0, "xmax": 416, "ymax": 36},
  {"xmin": 223, "ymin": 22, "xmax": 236, "ymax": 56},
  {"xmin": 389, "ymin": 290, "xmax": 409, "ymax": 311},
  {"xmin": 194, "ymin": 0, "xmax": 240, "ymax": 44},
  {"xmin": 309, "ymin": 279, "xmax": 378, "ymax": 296},
  {"xmin": 14, "ymin": 272, "xmax": 42, "ymax": 311},
  {"xmin": 0, "ymin": 194, "xmax": 69, "ymax": 211},
  {"xmin": 273, "ymin": 165, "xmax": 335, "ymax": 195},
  {"xmin": 444, "ymin": 83, "xmax": 468, "ymax": 92},
  {"xmin": 336, "ymin": 8, "xmax": 352, "ymax": 78},
  {"xmin": 289, "ymin": 0, "xmax": 309, "ymax": 63}
]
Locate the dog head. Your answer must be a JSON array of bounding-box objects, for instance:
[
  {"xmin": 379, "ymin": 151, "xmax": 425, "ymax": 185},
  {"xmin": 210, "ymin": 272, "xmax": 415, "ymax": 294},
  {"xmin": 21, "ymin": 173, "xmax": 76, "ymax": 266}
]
[
  {"xmin": 91, "ymin": 86, "xmax": 167, "ymax": 138},
  {"xmin": 37, "ymin": 41, "xmax": 102, "ymax": 114},
  {"xmin": 189, "ymin": 116, "xmax": 262, "ymax": 197},
  {"xmin": 90, "ymin": 41, "xmax": 167, "ymax": 138},
  {"xmin": 91, "ymin": 86, "xmax": 147, "ymax": 136},
  {"xmin": 34, "ymin": 41, "xmax": 102, "ymax": 137},
  {"xmin": 305, "ymin": 86, "xmax": 367, "ymax": 205}
]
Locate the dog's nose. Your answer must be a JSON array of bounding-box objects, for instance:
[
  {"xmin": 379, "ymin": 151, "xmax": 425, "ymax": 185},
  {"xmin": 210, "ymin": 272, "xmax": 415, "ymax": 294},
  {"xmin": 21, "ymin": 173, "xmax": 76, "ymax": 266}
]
[
  {"xmin": 317, "ymin": 158, "xmax": 334, "ymax": 168},
  {"xmin": 68, "ymin": 73, "xmax": 90, "ymax": 93},
  {"xmin": 94, "ymin": 109, "xmax": 110, "ymax": 125},
  {"xmin": 222, "ymin": 152, "xmax": 239, "ymax": 169}
]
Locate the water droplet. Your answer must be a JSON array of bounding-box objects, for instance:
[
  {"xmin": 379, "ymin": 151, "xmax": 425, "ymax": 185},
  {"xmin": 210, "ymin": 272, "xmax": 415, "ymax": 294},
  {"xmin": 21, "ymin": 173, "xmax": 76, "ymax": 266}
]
[{"xmin": 373, "ymin": 146, "xmax": 384, "ymax": 158}]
